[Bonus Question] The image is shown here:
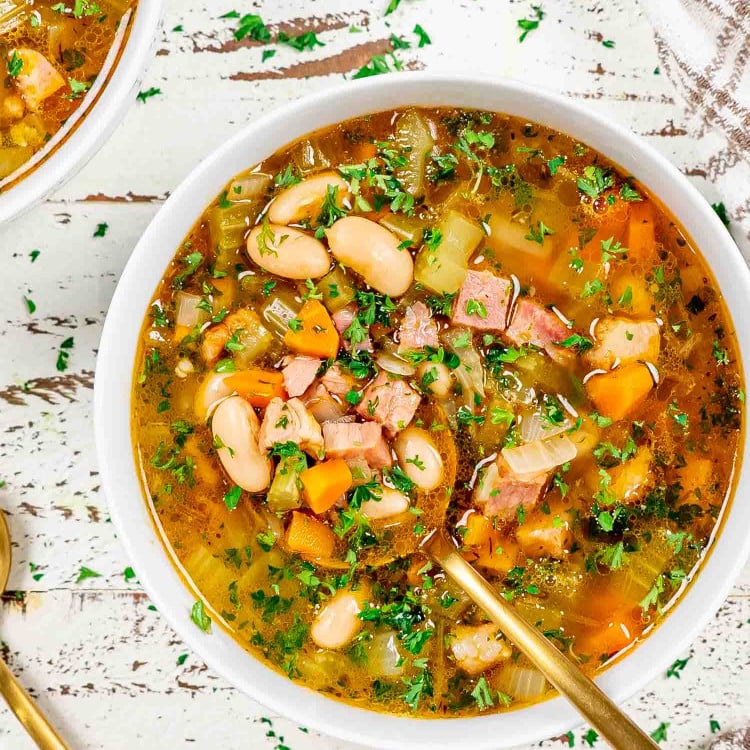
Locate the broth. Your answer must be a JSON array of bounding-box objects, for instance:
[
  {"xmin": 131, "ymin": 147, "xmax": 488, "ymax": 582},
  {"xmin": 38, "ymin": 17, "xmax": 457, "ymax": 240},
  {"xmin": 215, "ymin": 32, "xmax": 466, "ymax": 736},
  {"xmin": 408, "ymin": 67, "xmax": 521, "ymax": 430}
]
[{"xmin": 132, "ymin": 107, "xmax": 743, "ymax": 717}]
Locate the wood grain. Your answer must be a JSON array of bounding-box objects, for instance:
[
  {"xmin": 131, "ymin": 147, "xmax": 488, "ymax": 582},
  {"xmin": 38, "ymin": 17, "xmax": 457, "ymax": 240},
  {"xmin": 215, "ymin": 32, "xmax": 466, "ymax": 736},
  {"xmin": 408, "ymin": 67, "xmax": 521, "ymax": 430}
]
[{"xmin": 0, "ymin": 0, "xmax": 747, "ymax": 748}]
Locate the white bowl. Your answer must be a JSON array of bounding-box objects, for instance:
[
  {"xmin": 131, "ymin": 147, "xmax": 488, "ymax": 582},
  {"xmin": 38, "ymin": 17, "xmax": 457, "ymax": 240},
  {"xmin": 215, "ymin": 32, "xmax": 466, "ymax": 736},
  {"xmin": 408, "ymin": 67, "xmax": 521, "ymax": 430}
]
[
  {"xmin": 0, "ymin": 0, "xmax": 164, "ymax": 224},
  {"xmin": 95, "ymin": 73, "xmax": 750, "ymax": 749}
]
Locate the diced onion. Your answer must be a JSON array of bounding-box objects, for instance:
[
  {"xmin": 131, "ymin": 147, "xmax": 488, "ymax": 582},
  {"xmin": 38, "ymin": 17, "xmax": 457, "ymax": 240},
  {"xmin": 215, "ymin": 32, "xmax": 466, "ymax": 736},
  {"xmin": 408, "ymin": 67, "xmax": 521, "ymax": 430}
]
[
  {"xmin": 496, "ymin": 664, "xmax": 548, "ymax": 701},
  {"xmin": 375, "ymin": 350, "xmax": 416, "ymax": 377},
  {"xmin": 518, "ymin": 408, "xmax": 569, "ymax": 444},
  {"xmin": 366, "ymin": 631, "xmax": 404, "ymax": 678},
  {"xmin": 502, "ymin": 433, "xmax": 577, "ymax": 475},
  {"xmin": 175, "ymin": 292, "xmax": 204, "ymax": 329}
]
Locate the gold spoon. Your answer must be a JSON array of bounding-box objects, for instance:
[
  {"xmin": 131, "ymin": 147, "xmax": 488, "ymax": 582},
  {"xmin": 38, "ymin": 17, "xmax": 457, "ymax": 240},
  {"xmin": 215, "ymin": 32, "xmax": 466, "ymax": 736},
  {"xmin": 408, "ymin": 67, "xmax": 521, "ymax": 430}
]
[
  {"xmin": 423, "ymin": 529, "xmax": 659, "ymax": 750},
  {"xmin": 0, "ymin": 511, "xmax": 70, "ymax": 750}
]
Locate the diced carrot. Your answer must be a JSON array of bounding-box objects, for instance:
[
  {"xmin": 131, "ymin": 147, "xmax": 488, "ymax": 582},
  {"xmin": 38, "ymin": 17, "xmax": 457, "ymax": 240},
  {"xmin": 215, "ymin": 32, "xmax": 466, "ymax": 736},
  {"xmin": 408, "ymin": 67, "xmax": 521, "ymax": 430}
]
[
  {"xmin": 585, "ymin": 363, "xmax": 654, "ymax": 422},
  {"xmin": 300, "ymin": 458, "xmax": 353, "ymax": 514},
  {"xmin": 575, "ymin": 587, "xmax": 644, "ymax": 658},
  {"xmin": 676, "ymin": 458, "xmax": 715, "ymax": 507},
  {"xmin": 579, "ymin": 216, "xmax": 629, "ymax": 262},
  {"xmin": 284, "ymin": 299, "xmax": 340, "ymax": 359},
  {"xmin": 212, "ymin": 276, "xmax": 236, "ymax": 308},
  {"xmin": 462, "ymin": 513, "xmax": 492, "ymax": 547},
  {"xmin": 225, "ymin": 368, "xmax": 285, "ymax": 407},
  {"xmin": 626, "ymin": 201, "xmax": 656, "ymax": 261},
  {"xmin": 286, "ymin": 511, "xmax": 336, "ymax": 558},
  {"xmin": 468, "ymin": 534, "xmax": 519, "ymax": 575}
]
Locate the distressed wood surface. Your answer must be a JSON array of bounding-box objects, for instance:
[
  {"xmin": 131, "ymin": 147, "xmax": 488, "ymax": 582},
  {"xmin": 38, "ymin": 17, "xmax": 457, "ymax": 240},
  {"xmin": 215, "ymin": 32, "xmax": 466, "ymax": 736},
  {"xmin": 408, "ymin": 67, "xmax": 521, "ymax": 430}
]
[{"xmin": 0, "ymin": 0, "xmax": 748, "ymax": 748}]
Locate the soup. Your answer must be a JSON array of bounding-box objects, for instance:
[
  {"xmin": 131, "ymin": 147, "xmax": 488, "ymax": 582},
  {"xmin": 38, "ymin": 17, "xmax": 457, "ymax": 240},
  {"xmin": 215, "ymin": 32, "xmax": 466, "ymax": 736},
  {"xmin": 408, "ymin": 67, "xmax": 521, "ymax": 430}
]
[
  {"xmin": 0, "ymin": 0, "xmax": 135, "ymax": 182},
  {"xmin": 132, "ymin": 107, "xmax": 743, "ymax": 717}
]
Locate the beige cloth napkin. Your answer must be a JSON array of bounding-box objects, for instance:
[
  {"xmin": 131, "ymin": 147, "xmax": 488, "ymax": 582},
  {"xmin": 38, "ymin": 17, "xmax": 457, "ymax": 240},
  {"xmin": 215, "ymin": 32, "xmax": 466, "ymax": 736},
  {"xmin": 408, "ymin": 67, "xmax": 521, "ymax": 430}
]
[{"xmin": 641, "ymin": 0, "xmax": 750, "ymax": 259}]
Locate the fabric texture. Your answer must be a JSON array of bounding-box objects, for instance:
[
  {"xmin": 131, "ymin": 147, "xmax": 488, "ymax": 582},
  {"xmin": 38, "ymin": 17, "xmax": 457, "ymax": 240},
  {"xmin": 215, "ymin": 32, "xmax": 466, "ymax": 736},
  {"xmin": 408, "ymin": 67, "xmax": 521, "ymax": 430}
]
[{"xmin": 642, "ymin": 0, "xmax": 750, "ymax": 258}]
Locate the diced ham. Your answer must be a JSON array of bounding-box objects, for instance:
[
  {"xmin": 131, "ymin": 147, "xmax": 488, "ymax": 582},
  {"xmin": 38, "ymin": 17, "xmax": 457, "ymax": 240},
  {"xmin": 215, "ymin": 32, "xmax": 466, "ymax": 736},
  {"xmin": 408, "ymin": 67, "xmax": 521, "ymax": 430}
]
[
  {"xmin": 332, "ymin": 305, "xmax": 373, "ymax": 353},
  {"xmin": 450, "ymin": 623, "xmax": 511, "ymax": 675},
  {"xmin": 398, "ymin": 302, "xmax": 439, "ymax": 352},
  {"xmin": 301, "ymin": 382, "xmax": 347, "ymax": 424},
  {"xmin": 258, "ymin": 397, "xmax": 324, "ymax": 458},
  {"xmin": 321, "ymin": 363, "xmax": 357, "ymax": 398},
  {"xmin": 474, "ymin": 454, "xmax": 548, "ymax": 520},
  {"xmin": 322, "ymin": 421, "xmax": 393, "ymax": 470},
  {"xmin": 282, "ymin": 356, "xmax": 321, "ymax": 397},
  {"xmin": 451, "ymin": 270, "xmax": 512, "ymax": 331},
  {"xmin": 586, "ymin": 316, "xmax": 661, "ymax": 370},
  {"xmin": 516, "ymin": 508, "xmax": 573, "ymax": 559},
  {"xmin": 355, "ymin": 371, "xmax": 421, "ymax": 436},
  {"xmin": 505, "ymin": 298, "xmax": 574, "ymax": 364},
  {"xmin": 11, "ymin": 49, "xmax": 65, "ymax": 110},
  {"xmin": 201, "ymin": 308, "xmax": 261, "ymax": 365}
]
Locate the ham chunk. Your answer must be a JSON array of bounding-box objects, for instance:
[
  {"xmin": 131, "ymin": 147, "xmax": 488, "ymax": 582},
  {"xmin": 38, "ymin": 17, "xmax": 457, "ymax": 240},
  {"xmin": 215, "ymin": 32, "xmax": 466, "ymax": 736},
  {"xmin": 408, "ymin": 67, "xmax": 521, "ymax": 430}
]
[
  {"xmin": 322, "ymin": 421, "xmax": 393, "ymax": 470},
  {"xmin": 398, "ymin": 302, "xmax": 439, "ymax": 352},
  {"xmin": 258, "ymin": 397, "xmax": 324, "ymax": 458},
  {"xmin": 450, "ymin": 623, "xmax": 511, "ymax": 675},
  {"xmin": 516, "ymin": 507, "xmax": 573, "ymax": 559},
  {"xmin": 321, "ymin": 363, "xmax": 357, "ymax": 398},
  {"xmin": 11, "ymin": 49, "xmax": 65, "ymax": 110},
  {"xmin": 451, "ymin": 270, "xmax": 512, "ymax": 331},
  {"xmin": 586, "ymin": 316, "xmax": 661, "ymax": 370},
  {"xmin": 355, "ymin": 371, "xmax": 421, "ymax": 436},
  {"xmin": 201, "ymin": 308, "xmax": 263, "ymax": 365},
  {"xmin": 282, "ymin": 356, "xmax": 321, "ymax": 397},
  {"xmin": 474, "ymin": 455, "xmax": 548, "ymax": 520},
  {"xmin": 506, "ymin": 298, "xmax": 573, "ymax": 364},
  {"xmin": 332, "ymin": 305, "xmax": 373, "ymax": 353}
]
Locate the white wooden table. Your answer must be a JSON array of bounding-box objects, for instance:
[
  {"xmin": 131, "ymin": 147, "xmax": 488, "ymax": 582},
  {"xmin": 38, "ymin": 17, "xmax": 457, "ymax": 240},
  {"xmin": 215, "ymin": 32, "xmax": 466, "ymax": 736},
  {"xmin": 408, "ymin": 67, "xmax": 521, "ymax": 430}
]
[{"xmin": 0, "ymin": 1, "xmax": 748, "ymax": 748}]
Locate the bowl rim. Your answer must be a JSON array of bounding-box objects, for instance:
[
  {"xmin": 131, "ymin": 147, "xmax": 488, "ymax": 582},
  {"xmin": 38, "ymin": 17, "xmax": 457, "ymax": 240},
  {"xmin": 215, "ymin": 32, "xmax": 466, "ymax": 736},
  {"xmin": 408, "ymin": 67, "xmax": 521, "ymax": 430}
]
[
  {"xmin": 95, "ymin": 72, "xmax": 750, "ymax": 749},
  {"xmin": 0, "ymin": 0, "xmax": 164, "ymax": 225}
]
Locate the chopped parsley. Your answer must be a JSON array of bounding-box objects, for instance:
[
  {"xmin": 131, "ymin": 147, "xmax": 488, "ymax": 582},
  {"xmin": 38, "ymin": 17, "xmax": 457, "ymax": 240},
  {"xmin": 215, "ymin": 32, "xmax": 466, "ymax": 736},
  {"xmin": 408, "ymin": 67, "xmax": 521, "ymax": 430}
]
[
  {"xmin": 136, "ymin": 87, "xmax": 161, "ymax": 103},
  {"xmin": 517, "ymin": 4, "xmax": 545, "ymax": 42},
  {"xmin": 191, "ymin": 600, "xmax": 212, "ymax": 632}
]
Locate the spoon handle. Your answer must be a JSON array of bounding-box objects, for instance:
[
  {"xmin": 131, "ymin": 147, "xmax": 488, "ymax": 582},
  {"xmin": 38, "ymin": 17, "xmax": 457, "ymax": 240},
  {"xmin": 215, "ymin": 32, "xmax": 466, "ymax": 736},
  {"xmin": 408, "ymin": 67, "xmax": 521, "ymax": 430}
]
[
  {"xmin": 0, "ymin": 656, "xmax": 69, "ymax": 750},
  {"xmin": 428, "ymin": 535, "xmax": 659, "ymax": 750}
]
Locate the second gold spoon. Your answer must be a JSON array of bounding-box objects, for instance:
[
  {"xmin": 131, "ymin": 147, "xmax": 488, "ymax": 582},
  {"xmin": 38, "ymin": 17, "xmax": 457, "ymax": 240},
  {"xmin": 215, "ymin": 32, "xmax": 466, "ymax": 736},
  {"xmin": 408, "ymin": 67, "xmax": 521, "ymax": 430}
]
[{"xmin": 423, "ymin": 529, "xmax": 659, "ymax": 750}]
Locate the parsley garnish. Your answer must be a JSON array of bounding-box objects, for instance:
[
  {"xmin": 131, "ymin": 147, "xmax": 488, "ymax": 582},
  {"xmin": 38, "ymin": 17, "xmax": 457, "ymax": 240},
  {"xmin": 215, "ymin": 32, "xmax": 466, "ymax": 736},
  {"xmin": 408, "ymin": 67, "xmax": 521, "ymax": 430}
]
[
  {"xmin": 190, "ymin": 600, "xmax": 212, "ymax": 632},
  {"xmin": 577, "ymin": 165, "xmax": 614, "ymax": 198},
  {"xmin": 517, "ymin": 4, "xmax": 544, "ymax": 42},
  {"xmin": 136, "ymin": 87, "xmax": 161, "ymax": 103}
]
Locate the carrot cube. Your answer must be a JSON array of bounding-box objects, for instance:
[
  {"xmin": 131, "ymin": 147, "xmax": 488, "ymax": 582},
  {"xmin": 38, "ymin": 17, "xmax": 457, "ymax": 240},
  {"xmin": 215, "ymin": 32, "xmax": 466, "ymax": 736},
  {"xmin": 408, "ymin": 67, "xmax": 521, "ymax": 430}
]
[
  {"xmin": 286, "ymin": 511, "xmax": 336, "ymax": 558},
  {"xmin": 300, "ymin": 458, "xmax": 353, "ymax": 514},
  {"xmin": 284, "ymin": 299, "xmax": 340, "ymax": 359},
  {"xmin": 585, "ymin": 363, "xmax": 654, "ymax": 422}
]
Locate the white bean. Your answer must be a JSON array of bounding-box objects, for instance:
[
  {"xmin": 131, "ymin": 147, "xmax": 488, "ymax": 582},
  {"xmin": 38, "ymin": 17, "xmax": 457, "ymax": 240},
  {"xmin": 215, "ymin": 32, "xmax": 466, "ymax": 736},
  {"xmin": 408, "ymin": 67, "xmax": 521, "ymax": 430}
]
[
  {"xmin": 416, "ymin": 361, "xmax": 452, "ymax": 398},
  {"xmin": 268, "ymin": 172, "xmax": 351, "ymax": 226},
  {"xmin": 393, "ymin": 427, "xmax": 444, "ymax": 491},
  {"xmin": 194, "ymin": 372, "xmax": 233, "ymax": 421},
  {"xmin": 246, "ymin": 223, "xmax": 330, "ymax": 280},
  {"xmin": 210, "ymin": 396, "xmax": 271, "ymax": 493},
  {"xmin": 310, "ymin": 588, "xmax": 366, "ymax": 650},
  {"xmin": 325, "ymin": 217, "xmax": 413, "ymax": 296},
  {"xmin": 360, "ymin": 486, "xmax": 410, "ymax": 520}
]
